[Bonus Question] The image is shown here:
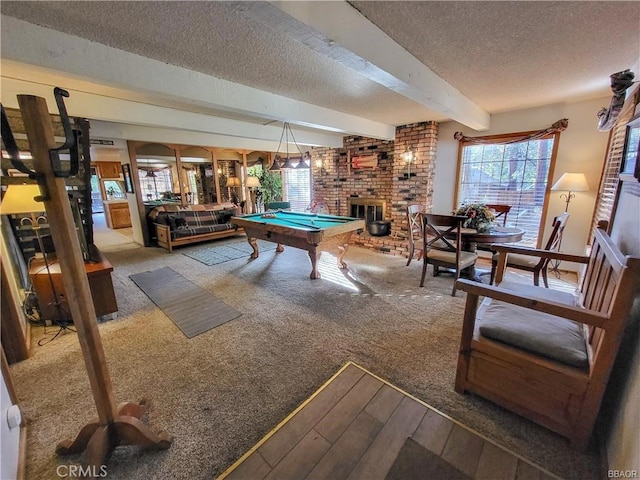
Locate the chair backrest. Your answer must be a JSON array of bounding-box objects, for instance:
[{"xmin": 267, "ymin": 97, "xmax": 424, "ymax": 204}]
[
  {"xmin": 485, "ymin": 204, "xmax": 511, "ymax": 227},
  {"xmin": 407, "ymin": 205, "xmax": 423, "ymax": 242},
  {"xmin": 543, "ymin": 212, "xmax": 569, "ymax": 251},
  {"xmin": 267, "ymin": 201, "xmax": 291, "ymax": 211},
  {"xmin": 423, "ymin": 214, "xmax": 467, "ymax": 257}
]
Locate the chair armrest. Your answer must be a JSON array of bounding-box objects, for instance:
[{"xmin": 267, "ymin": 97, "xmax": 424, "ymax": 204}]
[
  {"xmin": 455, "ymin": 279, "xmax": 608, "ymax": 328},
  {"xmin": 491, "ymin": 244, "xmax": 589, "ymax": 263}
]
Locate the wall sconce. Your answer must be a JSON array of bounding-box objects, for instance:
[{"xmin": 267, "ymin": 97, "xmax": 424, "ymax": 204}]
[
  {"xmin": 401, "ymin": 146, "xmax": 416, "ymax": 180},
  {"xmin": 551, "ymin": 172, "xmax": 589, "ymax": 212},
  {"xmin": 315, "ymin": 154, "xmax": 328, "ymax": 176}
]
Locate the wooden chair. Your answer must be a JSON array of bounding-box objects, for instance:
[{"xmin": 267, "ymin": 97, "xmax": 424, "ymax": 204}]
[
  {"xmin": 476, "ymin": 204, "xmax": 512, "ymax": 253},
  {"xmin": 455, "ymin": 227, "xmax": 640, "ymax": 450},
  {"xmin": 420, "ymin": 214, "xmax": 478, "ymax": 296},
  {"xmin": 267, "ymin": 201, "xmax": 291, "ymax": 211},
  {"xmin": 406, "ymin": 204, "xmax": 423, "ymax": 266},
  {"xmin": 490, "ymin": 212, "xmax": 569, "ymax": 286},
  {"xmin": 485, "ymin": 204, "xmax": 511, "ymax": 227}
]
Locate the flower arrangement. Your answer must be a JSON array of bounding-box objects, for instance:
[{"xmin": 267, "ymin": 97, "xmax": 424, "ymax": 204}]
[{"xmin": 454, "ymin": 203, "xmax": 496, "ymax": 232}]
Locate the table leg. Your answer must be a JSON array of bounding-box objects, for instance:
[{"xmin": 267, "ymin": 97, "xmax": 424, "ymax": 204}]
[
  {"xmin": 247, "ymin": 237, "xmax": 259, "ymax": 258},
  {"xmin": 337, "ymin": 242, "xmax": 349, "ymax": 269},
  {"xmin": 308, "ymin": 250, "xmax": 320, "ymax": 279}
]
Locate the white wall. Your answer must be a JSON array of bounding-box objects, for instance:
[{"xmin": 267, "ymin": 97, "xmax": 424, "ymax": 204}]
[
  {"xmin": 434, "ymin": 97, "xmax": 611, "ymax": 269},
  {"xmin": 92, "ymin": 142, "xmax": 144, "ymax": 246},
  {"xmin": 606, "ymin": 183, "xmax": 640, "ymax": 474},
  {"xmin": 0, "ymin": 368, "xmax": 21, "ymax": 480}
]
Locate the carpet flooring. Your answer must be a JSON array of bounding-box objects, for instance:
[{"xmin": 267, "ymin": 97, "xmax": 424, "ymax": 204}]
[
  {"xmin": 9, "ymin": 239, "xmax": 601, "ymax": 480},
  {"xmin": 182, "ymin": 239, "xmax": 277, "ymax": 266},
  {"xmin": 130, "ymin": 266, "xmax": 242, "ymax": 338}
]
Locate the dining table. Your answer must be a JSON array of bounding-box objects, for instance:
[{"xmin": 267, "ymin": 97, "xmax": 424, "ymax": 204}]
[{"xmin": 438, "ymin": 225, "xmax": 525, "ymax": 281}]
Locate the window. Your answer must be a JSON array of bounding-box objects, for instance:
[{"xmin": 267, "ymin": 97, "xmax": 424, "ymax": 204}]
[
  {"xmin": 281, "ymin": 166, "xmax": 311, "ymax": 212},
  {"xmin": 138, "ymin": 168, "xmax": 173, "ymax": 200},
  {"xmin": 457, "ymin": 132, "xmax": 560, "ymax": 246},
  {"xmin": 589, "ymin": 88, "xmax": 638, "ymax": 240}
]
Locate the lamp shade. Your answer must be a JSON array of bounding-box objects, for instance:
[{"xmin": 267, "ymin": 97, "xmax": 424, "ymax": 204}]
[
  {"xmin": 1, "ymin": 184, "xmax": 45, "ymax": 214},
  {"xmin": 246, "ymin": 176, "xmax": 261, "ymax": 188},
  {"xmin": 551, "ymin": 173, "xmax": 589, "ymax": 192},
  {"xmin": 226, "ymin": 177, "xmax": 241, "ymax": 187}
]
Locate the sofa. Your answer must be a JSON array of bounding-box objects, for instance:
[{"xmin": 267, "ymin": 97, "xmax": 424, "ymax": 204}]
[{"xmin": 151, "ymin": 203, "xmax": 243, "ymax": 252}]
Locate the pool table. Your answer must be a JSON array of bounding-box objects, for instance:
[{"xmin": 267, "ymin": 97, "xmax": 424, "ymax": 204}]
[{"xmin": 231, "ymin": 211, "xmax": 365, "ymax": 279}]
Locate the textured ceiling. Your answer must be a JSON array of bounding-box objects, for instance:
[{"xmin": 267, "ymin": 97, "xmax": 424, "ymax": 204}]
[
  {"xmin": 1, "ymin": 1, "xmax": 639, "ymax": 139},
  {"xmin": 351, "ymin": 1, "xmax": 640, "ymax": 113}
]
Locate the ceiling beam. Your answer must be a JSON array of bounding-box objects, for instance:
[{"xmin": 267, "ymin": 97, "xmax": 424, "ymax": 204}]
[
  {"xmin": 0, "ymin": 77, "xmax": 344, "ymax": 149},
  {"xmin": 0, "ymin": 15, "xmax": 396, "ymax": 141},
  {"xmin": 238, "ymin": 1, "xmax": 490, "ymax": 130}
]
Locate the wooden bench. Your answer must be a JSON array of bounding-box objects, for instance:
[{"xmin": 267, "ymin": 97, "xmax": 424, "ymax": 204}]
[{"xmin": 454, "ymin": 227, "xmax": 640, "ymax": 450}]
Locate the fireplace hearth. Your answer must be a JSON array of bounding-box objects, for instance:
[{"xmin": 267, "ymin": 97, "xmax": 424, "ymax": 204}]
[{"xmin": 348, "ymin": 198, "xmax": 386, "ymax": 225}]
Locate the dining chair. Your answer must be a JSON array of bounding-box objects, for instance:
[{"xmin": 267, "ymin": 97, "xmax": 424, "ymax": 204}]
[
  {"xmin": 267, "ymin": 201, "xmax": 291, "ymax": 211},
  {"xmin": 485, "ymin": 204, "xmax": 512, "ymax": 227},
  {"xmin": 405, "ymin": 204, "xmax": 423, "ymax": 266},
  {"xmin": 476, "ymin": 204, "xmax": 512, "ymax": 253},
  {"xmin": 420, "ymin": 214, "xmax": 478, "ymax": 296},
  {"xmin": 489, "ymin": 212, "xmax": 569, "ymax": 287}
]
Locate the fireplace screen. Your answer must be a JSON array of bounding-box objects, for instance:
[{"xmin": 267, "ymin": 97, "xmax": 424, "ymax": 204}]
[{"xmin": 348, "ymin": 198, "xmax": 386, "ymax": 225}]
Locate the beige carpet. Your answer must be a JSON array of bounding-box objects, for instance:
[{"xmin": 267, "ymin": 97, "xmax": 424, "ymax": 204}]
[{"xmin": 9, "ymin": 240, "xmax": 598, "ymax": 479}]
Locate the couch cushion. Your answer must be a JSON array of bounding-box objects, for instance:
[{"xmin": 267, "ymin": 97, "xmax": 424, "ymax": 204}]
[
  {"xmin": 182, "ymin": 210, "xmax": 219, "ymax": 227},
  {"xmin": 166, "ymin": 214, "xmax": 187, "ymax": 230},
  {"xmin": 171, "ymin": 224, "xmax": 233, "ymax": 239},
  {"xmin": 427, "ymin": 249, "xmax": 477, "ymax": 269},
  {"xmin": 477, "ymin": 292, "xmax": 588, "ymax": 368}
]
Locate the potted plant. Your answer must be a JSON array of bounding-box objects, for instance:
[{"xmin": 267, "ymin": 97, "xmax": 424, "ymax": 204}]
[
  {"xmin": 453, "ymin": 203, "xmax": 496, "ymax": 232},
  {"xmin": 258, "ymin": 170, "xmax": 283, "ymax": 207}
]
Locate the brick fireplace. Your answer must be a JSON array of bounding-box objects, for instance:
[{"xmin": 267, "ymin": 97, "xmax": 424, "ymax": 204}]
[
  {"xmin": 311, "ymin": 122, "xmax": 438, "ymax": 257},
  {"xmin": 347, "ymin": 197, "xmax": 387, "ymax": 226}
]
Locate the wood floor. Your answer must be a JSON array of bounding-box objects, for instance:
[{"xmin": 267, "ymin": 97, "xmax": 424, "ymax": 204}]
[{"xmin": 219, "ymin": 363, "xmax": 560, "ymax": 480}]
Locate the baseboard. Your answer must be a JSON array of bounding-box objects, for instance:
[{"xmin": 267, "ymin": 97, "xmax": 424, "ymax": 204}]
[{"xmin": 17, "ymin": 422, "xmax": 27, "ymax": 480}]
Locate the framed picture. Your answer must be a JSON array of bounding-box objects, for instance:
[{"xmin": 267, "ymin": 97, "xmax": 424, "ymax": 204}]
[
  {"xmin": 122, "ymin": 164, "xmax": 134, "ymax": 193},
  {"xmin": 620, "ymin": 114, "xmax": 640, "ymax": 182}
]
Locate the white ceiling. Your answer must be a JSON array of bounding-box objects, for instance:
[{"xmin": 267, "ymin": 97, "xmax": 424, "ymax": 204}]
[{"xmin": 1, "ymin": 1, "xmax": 639, "ymax": 151}]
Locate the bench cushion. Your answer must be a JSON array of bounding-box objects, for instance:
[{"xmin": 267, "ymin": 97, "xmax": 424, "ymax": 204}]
[
  {"xmin": 172, "ymin": 224, "xmax": 233, "ymax": 239},
  {"xmin": 477, "ymin": 282, "xmax": 588, "ymax": 368}
]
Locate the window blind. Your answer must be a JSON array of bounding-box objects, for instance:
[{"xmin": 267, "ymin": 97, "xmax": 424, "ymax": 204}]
[
  {"xmin": 589, "ymin": 89, "xmax": 638, "ymax": 241},
  {"xmin": 282, "ymin": 167, "xmax": 311, "ymax": 212},
  {"xmin": 457, "ymin": 134, "xmax": 558, "ymax": 247}
]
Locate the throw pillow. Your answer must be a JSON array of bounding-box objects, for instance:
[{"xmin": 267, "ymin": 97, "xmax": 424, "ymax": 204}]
[
  {"xmin": 167, "ymin": 214, "xmax": 187, "ymax": 230},
  {"xmin": 175, "ymin": 216, "xmax": 188, "ymax": 229}
]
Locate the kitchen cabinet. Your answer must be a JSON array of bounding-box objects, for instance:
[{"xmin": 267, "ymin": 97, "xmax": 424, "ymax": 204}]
[
  {"xmin": 95, "ymin": 162, "xmax": 122, "ymax": 179},
  {"xmin": 103, "ymin": 201, "xmax": 131, "ymax": 228}
]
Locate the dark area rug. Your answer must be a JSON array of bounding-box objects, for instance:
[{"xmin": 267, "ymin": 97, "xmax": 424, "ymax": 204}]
[
  {"xmin": 385, "ymin": 437, "xmax": 472, "ymax": 480},
  {"xmin": 182, "ymin": 239, "xmax": 277, "ymax": 266},
  {"xmin": 129, "ymin": 266, "xmax": 241, "ymax": 337}
]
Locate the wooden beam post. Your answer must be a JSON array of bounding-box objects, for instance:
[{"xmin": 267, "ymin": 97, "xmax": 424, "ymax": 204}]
[{"xmin": 17, "ymin": 94, "xmax": 171, "ymax": 468}]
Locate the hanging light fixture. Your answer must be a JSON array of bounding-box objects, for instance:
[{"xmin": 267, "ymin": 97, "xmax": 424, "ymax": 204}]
[
  {"xmin": 295, "ymin": 151, "xmax": 311, "ymax": 169},
  {"xmin": 271, "ymin": 122, "xmax": 308, "ymax": 170}
]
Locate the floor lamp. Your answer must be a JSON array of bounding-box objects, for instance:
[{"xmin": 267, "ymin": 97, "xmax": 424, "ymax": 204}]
[
  {"xmin": 246, "ymin": 175, "xmax": 261, "ymax": 213},
  {"xmin": 227, "ymin": 176, "xmax": 242, "ymax": 206},
  {"xmin": 549, "ymin": 172, "xmax": 590, "ymax": 276},
  {"xmin": 1, "ymin": 184, "xmax": 74, "ymax": 342}
]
